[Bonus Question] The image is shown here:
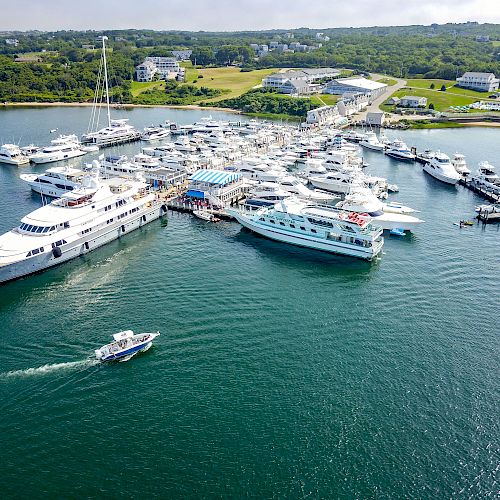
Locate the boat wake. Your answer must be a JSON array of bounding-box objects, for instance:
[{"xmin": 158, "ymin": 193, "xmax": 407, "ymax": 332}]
[{"xmin": 0, "ymin": 358, "xmax": 99, "ymax": 380}]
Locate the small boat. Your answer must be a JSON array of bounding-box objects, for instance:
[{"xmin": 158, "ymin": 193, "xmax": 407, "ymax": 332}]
[
  {"xmin": 95, "ymin": 330, "xmax": 160, "ymax": 362},
  {"xmin": 389, "ymin": 228, "xmax": 406, "ymax": 236},
  {"xmin": 193, "ymin": 209, "xmax": 216, "ymax": 222},
  {"xmin": 81, "ymin": 145, "xmax": 100, "ymax": 152}
]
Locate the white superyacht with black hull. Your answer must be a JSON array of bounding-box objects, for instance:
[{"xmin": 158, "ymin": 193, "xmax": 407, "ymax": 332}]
[
  {"xmin": 227, "ymin": 198, "xmax": 384, "ymax": 261},
  {"xmin": 0, "ymin": 171, "xmax": 167, "ymax": 284}
]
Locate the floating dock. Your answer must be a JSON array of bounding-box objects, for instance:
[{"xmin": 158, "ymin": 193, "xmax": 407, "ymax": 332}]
[{"xmin": 459, "ymin": 179, "xmax": 500, "ymax": 203}]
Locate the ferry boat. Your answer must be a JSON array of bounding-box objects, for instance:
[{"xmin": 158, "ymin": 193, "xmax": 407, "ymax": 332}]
[
  {"xmin": 227, "ymin": 198, "xmax": 384, "ymax": 261},
  {"xmin": 423, "ymin": 152, "xmax": 461, "ymax": 185},
  {"xmin": 0, "ymin": 171, "xmax": 167, "ymax": 284},
  {"xmin": 95, "ymin": 330, "xmax": 160, "ymax": 361},
  {"xmin": 29, "ymin": 134, "xmax": 87, "ymax": 164},
  {"xmin": 0, "ymin": 144, "xmax": 30, "ymax": 166},
  {"xmin": 20, "ymin": 165, "xmax": 84, "ymax": 198}
]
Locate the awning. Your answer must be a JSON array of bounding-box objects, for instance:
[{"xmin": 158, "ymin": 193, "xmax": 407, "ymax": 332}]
[
  {"xmin": 186, "ymin": 190, "xmax": 205, "ymax": 199},
  {"xmin": 189, "ymin": 169, "xmax": 240, "ymax": 185}
]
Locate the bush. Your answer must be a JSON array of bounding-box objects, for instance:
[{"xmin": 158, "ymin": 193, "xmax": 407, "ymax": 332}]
[
  {"xmin": 430, "ymin": 83, "xmax": 435, "ymax": 89},
  {"xmin": 440, "ymin": 84, "xmax": 447, "ymax": 91},
  {"xmin": 198, "ymin": 74, "xmax": 203, "ymax": 78},
  {"xmin": 428, "ymin": 103, "xmax": 434, "ymax": 109}
]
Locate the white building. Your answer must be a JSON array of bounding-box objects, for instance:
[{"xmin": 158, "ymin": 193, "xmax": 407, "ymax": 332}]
[
  {"xmin": 337, "ymin": 94, "xmax": 370, "ymax": 117},
  {"xmin": 399, "ymin": 96, "xmax": 428, "ymax": 108},
  {"xmin": 365, "ymin": 112, "xmax": 386, "ymax": 126},
  {"xmin": 262, "ymin": 68, "xmax": 340, "ymax": 94},
  {"xmin": 325, "ymin": 77, "xmax": 387, "ymax": 101},
  {"xmin": 306, "ymin": 105, "xmax": 345, "ymax": 126},
  {"xmin": 456, "ymin": 72, "xmax": 499, "ymax": 92},
  {"xmin": 135, "ymin": 57, "xmax": 184, "ymax": 82},
  {"xmin": 5, "ymin": 39, "xmax": 19, "ymax": 46}
]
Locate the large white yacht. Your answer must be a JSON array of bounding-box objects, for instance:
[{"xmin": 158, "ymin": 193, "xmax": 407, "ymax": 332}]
[
  {"xmin": 335, "ymin": 187, "xmax": 424, "ymax": 231},
  {"xmin": 29, "ymin": 135, "xmax": 87, "ymax": 164},
  {"xmin": 0, "ymin": 171, "xmax": 167, "ymax": 284},
  {"xmin": 0, "ymin": 144, "xmax": 30, "ymax": 166},
  {"xmin": 423, "ymin": 152, "xmax": 461, "ymax": 185},
  {"xmin": 227, "ymin": 198, "xmax": 384, "ymax": 261},
  {"xmin": 20, "ymin": 165, "xmax": 84, "ymax": 198},
  {"xmin": 82, "ymin": 119, "xmax": 141, "ymax": 147},
  {"xmin": 141, "ymin": 126, "xmax": 171, "ymax": 141},
  {"xmin": 359, "ymin": 132, "xmax": 386, "ymax": 152},
  {"xmin": 470, "ymin": 162, "xmax": 500, "ymax": 194},
  {"xmin": 385, "ymin": 140, "xmax": 415, "ymax": 162}
]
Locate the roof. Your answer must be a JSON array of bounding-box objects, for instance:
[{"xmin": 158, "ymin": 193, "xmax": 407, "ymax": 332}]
[
  {"xmin": 459, "ymin": 72, "xmax": 496, "ymax": 78},
  {"xmin": 190, "ymin": 169, "xmax": 240, "ymax": 185},
  {"xmin": 401, "ymin": 95, "xmax": 427, "ymax": 100},
  {"xmin": 333, "ymin": 77, "xmax": 387, "ymax": 91}
]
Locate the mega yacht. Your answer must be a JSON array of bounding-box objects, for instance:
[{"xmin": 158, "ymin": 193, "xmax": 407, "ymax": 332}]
[
  {"xmin": 423, "ymin": 152, "xmax": 461, "ymax": 185},
  {"xmin": 470, "ymin": 162, "xmax": 500, "ymax": 194},
  {"xmin": 227, "ymin": 198, "xmax": 384, "ymax": 261},
  {"xmin": 81, "ymin": 118, "xmax": 141, "ymax": 147},
  {"xmin": 29, "ymin": 135, "xmax": 86, "ymax": 164},
  {"xmin": 385, "ymin": 140, "xmax": 415, "ymax": 162},
  {"xmin": 451, "ymin": 153, "xmax": 471, "ymax": 176},
  {"xmin": 0, "ymin": 144, "xmax": 30, "ymax": 166},
  {"xmin": 335, "ymin": 187, "xmax": 424, "ymax": 232},
  {"xmin": 0, "ymin": 171, "xmax": 167, "ymax": 284},
  {"xmin": 20, "ymin": 165, "xmax": 85, "ymax": 198},
  {"xmin": 359, "ymin": 132, "xmax": 386, "ymax": 152},
  {"xmin": 141, "ymin": 126, "xmax": 171, "ymax": 142}
]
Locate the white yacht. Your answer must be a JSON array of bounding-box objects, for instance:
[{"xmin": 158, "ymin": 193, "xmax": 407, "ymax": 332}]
[
  {"xmin": 0, "ymin": 171, "xmax": 167, "ymax": 284},
  {"xmin": 308, "ymin": 170, "xmax": 364, "ymax": 195},
  {"xmin": 173, "ymin": 136, "xmax": 196, "ymax": 153},
  {"xmin": 29, "ymin": 135, "xmax": 87, "ymax": 164},
  {"xmin": 0, "ymin": 144, "xmax": 30, "ymax": 166},
  {"xmin": 227, "ymin": 198, "xmax": 384, "ymax": 261},
  {"xmin": 423, "ymin": 152, "xmax": 461, "ymax": 185},
  {"xmin": 359, "ymin": 132, "xmax": 386, "ymax": 152},
  {"xmin": 278, "ymin": 176, "xmax": 336, "ymax": 203},
  {"xmin": 141, "ymin": 126, "xmax": 171, "ymax": 141},
  {"xmin": 385, "ymin": 140, "xmax": 415, "ymax": 161},
  {"xmin": 82, "ymin": 119, "xmax": 141, "ymax": 147},
  {"xmin": 470, "ymin": 162, "xmax": 500, "ymax": 194},
  {"xmin": 20, "ymin": 165, "xmax": 84, "ymax": 198},
  {"xmin": 451, "ymin": 153, "xmax": 470, "ymax": 176},
  {"xmin": 335, "ymin": 187, "xmax": 424, "ymax": 232}
]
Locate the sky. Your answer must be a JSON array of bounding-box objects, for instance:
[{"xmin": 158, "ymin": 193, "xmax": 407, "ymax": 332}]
[{"xmin": 1, "ymin": 0, "xmax": 500, "ymax": 31}]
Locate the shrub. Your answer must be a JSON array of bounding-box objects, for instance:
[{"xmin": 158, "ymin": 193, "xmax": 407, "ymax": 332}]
[
  {"xmin": 428, "ymin": 103, "xmax": 434, "ymax": 109},
  {"xmin": 440, "ymin": 84, "xmax": 447, "ymax": 91},
  {"xmin": 430, "ymin": 83, "xmax": 435, "ymax": 89}
]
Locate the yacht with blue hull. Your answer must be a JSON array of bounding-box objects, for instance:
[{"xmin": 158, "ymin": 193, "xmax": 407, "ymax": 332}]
[
  {"xmin": 227, "ymin": 199, "xmax": 384, "ymax": 261},
  {"xmin": 0, "ymin": 172, "xmax": 167, "ymax": 284},
  {"xmin": 95, "ymin": 330, "xmax": 160, "ymax": 362}
]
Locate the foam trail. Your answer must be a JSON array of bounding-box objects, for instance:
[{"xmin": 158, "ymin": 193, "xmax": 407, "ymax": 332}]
[{"xmin": 1, "ymin": 359, "xmax": 99, "ymax": 379}]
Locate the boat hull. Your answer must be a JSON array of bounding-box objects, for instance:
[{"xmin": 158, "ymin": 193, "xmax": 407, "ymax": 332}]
[
  {"xmin": 100, "ymin": 341, "xmax": 152, "ymax": 361},
  {"xmin": 30, "ymin": 150, "xmax": 86, "ymax": 164},
  {"xmin": 230, "ymin": 211, "xmax": 382, "ymax": 261},
  {"xmin": 423, "ymin": 165, "xmax": 460, "ymax": 185},
  {"xmin": 385, "ymin": 152, "xmax": 415, "ymax": 162},
  {"xmin": 0, "ymin": 157, "xmax": 30, "ymax": 166},
  {"xmin": 0, "ymin": 203, "xmax": 167, "ymax": 284},
  {"xmin": 360, "ymin": 142, "xmax": 385, "ymax": 152}
]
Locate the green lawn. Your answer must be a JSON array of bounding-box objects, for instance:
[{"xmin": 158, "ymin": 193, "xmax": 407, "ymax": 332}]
[
  {"xmin": 130, "ymin": 80, "xmax": 165, "ymax": 97},
  {"xmin": 310, "ymin": 94, "xmax": 340, "ymax": 106},
  {"xmin": 492, "ymin": 41, "xmax": 500, "ymax": 47},
  {"xmin": 406, "ymin": 79, "xmax": 497, "ymax": 99},
  {"xmin": 377, "ymin": 77, "xmax": 398, "ymax": 86},
  {"xmin": 189, "ymin": 67, "xmax": 278, "ymax": 102}
]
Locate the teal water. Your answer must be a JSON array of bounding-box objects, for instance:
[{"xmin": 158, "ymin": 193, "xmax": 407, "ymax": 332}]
[{"xmin": 0, "ymin": 108, "xmax": 499, "ymax": 498}]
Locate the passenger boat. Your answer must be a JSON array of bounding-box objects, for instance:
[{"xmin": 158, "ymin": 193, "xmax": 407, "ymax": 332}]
[
  {"xmin": 95, "ymin": 330, "xmax": 160, "ymax": 361},
  {"xmin": 227, "ymin": 198, "xmax": 384, "ymax": 260},
  {"xmin": 423, "ymin": 152, "xmax": 461, "ymax": 185},
  {"xmin": 470, "ymin": 161, "xmax": 500, "ymax": 194},
  {"xmin": 0, "ymin": 144, "xmax": 30, "ymax": 166},
  {"xmin": 0, "ymin": 171, "xmax": 167, "ymax": 284}
]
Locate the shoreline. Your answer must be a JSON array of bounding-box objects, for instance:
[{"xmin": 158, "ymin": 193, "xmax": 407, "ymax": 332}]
[{"xmin": 1, "ymin": 101, "xmax": 242, "ymax": 114}]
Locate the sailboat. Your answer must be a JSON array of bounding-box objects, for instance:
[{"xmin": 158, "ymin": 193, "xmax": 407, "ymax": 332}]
[{"xmin": 81, "ymin": 36, "xmax": 141, "ymax": 147}]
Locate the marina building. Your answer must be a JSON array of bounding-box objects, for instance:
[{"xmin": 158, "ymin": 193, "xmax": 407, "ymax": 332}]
[
  {"xmin": 456, "ymin": 72, "xmax": 499, "ymax": 92},
  {"xmin": 306, "ymin": 105, "xmax": 345, "ymax": 126},
  {"xmin": 186, "ymin": 170, "xmax": 245, "ymax": 207},
  {"xmin": 365, "ymin": 112, "xmax": 386, "ymax": 127},
  {"xmin": 325, "ymin": 77, "xmax": 388, "ymax": 100},
  {"xmin": 135, "ymin": 57, "xmax": 184, "ymax": 82},
  {"xmin": 262, "ymin": 68, "xmax": 340, "ymax": 95},
  {"xmin": 399, "ymin": 96, "xmax": 428, "ymax": 108},
  {"xmin": 336, "ymin": 94, "xmax": 370, "ymax": 116}
]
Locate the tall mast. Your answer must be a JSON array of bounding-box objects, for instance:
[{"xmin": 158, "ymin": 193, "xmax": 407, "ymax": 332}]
[{"xmin": 102, "ymin": 36, "xmax": 111, "ymax": 128}]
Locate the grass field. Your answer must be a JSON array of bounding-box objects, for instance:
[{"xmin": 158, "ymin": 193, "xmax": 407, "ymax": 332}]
[
  {"xmin": 492, "ymin": 41, "xmax": 500, "ymax": 47},
  {"xmin": 377, "ymin": 77, "xmax": 398, "ymax": 86},
  {"xmin": 187, "ymin": 67, "xmax": 278, "ymax": 102},
  {"xmin": 406, "ymin": 79, "xmax": 497, "ymax": 99},
  {"xmin": 310, "ymin": 94, "xmax": 340, "ymax": 106},
  {"xmin": 130, "ymin": 80, "xmax": 165, "ymax": 97}
]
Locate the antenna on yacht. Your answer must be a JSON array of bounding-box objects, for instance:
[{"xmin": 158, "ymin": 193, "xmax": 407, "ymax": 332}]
[{"xmin": 101, "ymin": 36, "xmax": 111, "ymax": 128}]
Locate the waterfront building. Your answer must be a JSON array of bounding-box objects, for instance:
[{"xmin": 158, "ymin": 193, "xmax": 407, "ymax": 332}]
[
  {"xmin": 399, "ymin": 96, "xmax": 428, "ymax": 108},
  {"xmin": 306, "ymin": 105, "xmax": 345, "ymax": 126},
  {"xmin": 325, "ymin": 77, "xmax": 388, "ymax": 100},
  {"xmin": 456, "ymin": 72, "xmax": 499, "ymax": 92},
  {"xmin": 186, "ymin": 170, "xmax": 245, "ymax": 207},
  {"xmin": 337, "ymin": 94, "xmax": 370, "ymax": 116},
  {"xmin": 262, "ymin": 68, "xmax": 340, "ymax": 94},
  {"xmin": 365, "ymin": 112, "xmax": 386, "ymax": 127},
  {"xmin": 386, "ymin": 96, "xmax": 401, "ymax": 105}
]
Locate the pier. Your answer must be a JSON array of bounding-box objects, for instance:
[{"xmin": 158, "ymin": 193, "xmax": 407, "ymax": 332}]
[{"xmin": 458, "ymin": 178, "xmax": 500, "ymax": 204}]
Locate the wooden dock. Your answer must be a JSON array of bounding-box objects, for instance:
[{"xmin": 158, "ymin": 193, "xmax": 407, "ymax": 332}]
[
  {"xmin": 165, "ymin": 198, "xmax": 236, "ymax": 221},
  {"xmin": 458, "ymin": 179, "xmax": 500, "ymax": 204}
]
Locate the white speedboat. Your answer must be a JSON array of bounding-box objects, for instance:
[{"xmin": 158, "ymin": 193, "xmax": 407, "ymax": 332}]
[
  {"xmin": 470, "ymin": 162, "xmax": 500, "ymax": 194},
  {"xmin": 95, "ymin": 330, "xmax": 160, "ymax": 362},
  {"xmin": 423, "ymin": 152, "xmax": 461, "ymax": 185},
  {"xmin": 0, "ymin": 171, "xmax": 167, "ymax": 284},
  {"xmin": 0, "ymin": 144, "xmax": 30, "ymax": 166},
  {"xmin": 20, "ymin": 165, "xmax": 84, "ymax": 198},
  {"xmin": 227, "ymin": 198, "xmax": 384, "ymax": 261},
  {"xmin": 335, "ymin": 187, "xmax": 424, "ymax": 232},
  {"xmin": 141, "ymin": 126, "xmax": 171, "ymax": 141},
  {"xmin": 451, "ymin": 153, "xmax": 470, "ymax": 176},
  {"xmin": 29, "ymin": 135, "xmax": 87, "ymax": 164},
  {"xmin": 359, "ymin": 132, "xmax": 386, "ymax": 152},
  {"xmin": 385, "ymin": 140, "xmax": 415, "ymax": 161}
]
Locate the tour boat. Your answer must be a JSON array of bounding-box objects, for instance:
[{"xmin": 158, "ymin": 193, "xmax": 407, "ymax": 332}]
[
  {"xmin": 29, "ymin": 134, "xmax": 87, "ymax": 164},
  {"xmin": 0, "ymin": 170, "xmax": 167, "ymax": 284},
  {"xmin": 0, "ymin": 144, "xmax": 30, "ymax": 166},
  {"xmin": 95, "ymin": 330, "xmax": 160, "ymax": 362},
  {"xmin": 20, "ymin": 165, "xmax": 85, "ymax": 198},
  {"xmin": 423, "ymin": 152, "xmax": 461, "ymax": 185},
  {"xmin": 227, "ymin": 198, "xmax": 384, "ymax": 261}
]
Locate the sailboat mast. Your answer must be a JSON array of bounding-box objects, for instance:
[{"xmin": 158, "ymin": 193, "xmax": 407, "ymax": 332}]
[{"xmin": 102, "ymin": 36, "xmax": 111, "ymax": 128}]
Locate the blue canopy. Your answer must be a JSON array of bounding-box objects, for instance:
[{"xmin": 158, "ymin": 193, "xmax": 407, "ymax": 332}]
[{"xmin": 189, "ymin": 169, "xmax": 240, "ymax": 186}]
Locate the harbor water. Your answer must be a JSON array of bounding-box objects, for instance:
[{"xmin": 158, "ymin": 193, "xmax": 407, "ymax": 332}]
[{"xmin": 0, "ymin": 107, "xmax": 499, "ymax": 498}]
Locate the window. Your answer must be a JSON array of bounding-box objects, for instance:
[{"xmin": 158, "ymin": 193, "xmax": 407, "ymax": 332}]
[
  {"xmin": 32, "ymin": 248, "xmax": 40, "ymax": 255},
  {"xmin": 279, "ymin": 222, "xmax": 285, "ymax": 226},
  {"xmin": 300, "ymin": 226, "xmax": 305, "ymax": 231},
  {"xmin": 269, "ymin": 220, "xmax": 275, "ymax": 224},
  {"xmin": 311, "ymin": 229, "xmax": 317, "ymax": 233},
  {"xmin": 290, "ymin": 224, "xmax": 295, "ymax": 228}
]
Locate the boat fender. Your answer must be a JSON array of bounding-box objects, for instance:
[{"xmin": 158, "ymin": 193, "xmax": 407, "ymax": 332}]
[{"xmin": 52, "ymin": 246, "xmax": 62, "ymax": 258}]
